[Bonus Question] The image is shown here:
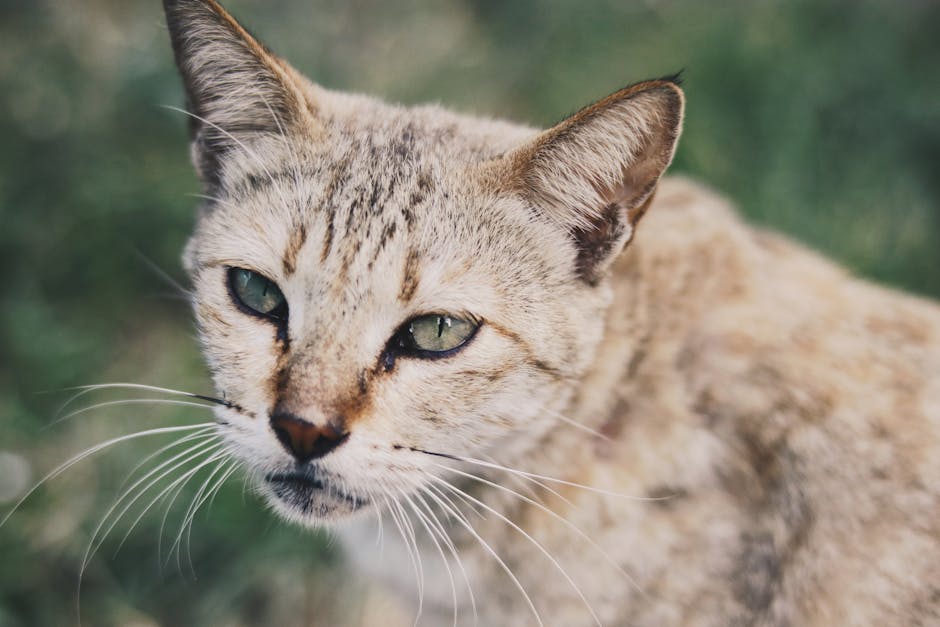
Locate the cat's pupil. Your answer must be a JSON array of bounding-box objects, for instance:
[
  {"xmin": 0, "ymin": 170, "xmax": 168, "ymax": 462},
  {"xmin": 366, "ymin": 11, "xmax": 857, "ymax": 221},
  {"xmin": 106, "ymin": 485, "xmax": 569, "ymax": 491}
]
[{"xmin": 405, "ymin": 314, "xmax": 476, "ymax": 354}]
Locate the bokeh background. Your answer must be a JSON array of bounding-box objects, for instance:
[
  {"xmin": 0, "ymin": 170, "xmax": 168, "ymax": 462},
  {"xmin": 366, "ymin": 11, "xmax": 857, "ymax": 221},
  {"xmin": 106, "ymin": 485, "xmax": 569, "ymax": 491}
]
[{"xmin": 1, "ymin": 0, "xmax": 938, "ymax": 625}]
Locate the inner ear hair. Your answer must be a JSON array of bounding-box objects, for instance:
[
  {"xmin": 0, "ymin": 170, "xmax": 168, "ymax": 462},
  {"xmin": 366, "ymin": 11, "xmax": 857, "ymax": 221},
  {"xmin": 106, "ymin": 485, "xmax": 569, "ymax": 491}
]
[
  {"xmin": 163, "ymin": 0, "xmax": 315, "ymax": 189},
  {"xmin": 505, "ymin": 78, "xmax": 684, "ymax": 284}
]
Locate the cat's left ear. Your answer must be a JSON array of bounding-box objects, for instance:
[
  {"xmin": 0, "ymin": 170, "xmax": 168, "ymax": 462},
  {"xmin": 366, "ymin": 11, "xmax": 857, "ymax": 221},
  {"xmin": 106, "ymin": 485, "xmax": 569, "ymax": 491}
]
[
  {"xmin": 163, "ymin": 0, "xmax": 315, "ymax": 190},
  {"xmin": 502, "ymin": 78, "xmax": 684, "ymax": 284}
]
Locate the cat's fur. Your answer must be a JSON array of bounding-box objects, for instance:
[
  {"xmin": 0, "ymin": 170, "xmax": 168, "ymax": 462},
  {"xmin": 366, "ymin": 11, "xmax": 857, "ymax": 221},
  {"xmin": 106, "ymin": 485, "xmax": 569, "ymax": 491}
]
[{"xmin": 163, "ymin": 1, "xmax": 940, "ymax": 625}]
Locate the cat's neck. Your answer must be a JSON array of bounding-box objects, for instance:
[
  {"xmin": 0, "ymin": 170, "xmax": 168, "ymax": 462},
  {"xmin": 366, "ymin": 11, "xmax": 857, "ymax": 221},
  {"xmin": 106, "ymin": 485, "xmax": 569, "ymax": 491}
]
[{"xmin": 572, "ymin": 178, "xmax": 758, "ymax": 429}]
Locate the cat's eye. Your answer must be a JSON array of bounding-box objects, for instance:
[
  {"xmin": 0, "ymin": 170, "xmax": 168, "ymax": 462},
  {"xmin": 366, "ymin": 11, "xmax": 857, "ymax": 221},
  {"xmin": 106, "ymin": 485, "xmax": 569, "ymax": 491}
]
[
  {"xmin": 400, "ymin": 314, "xmax": 478, "ymax": 354},
  {"xmin": 228, "ymin": 267, "xmax": 287, "ymax": 319}
]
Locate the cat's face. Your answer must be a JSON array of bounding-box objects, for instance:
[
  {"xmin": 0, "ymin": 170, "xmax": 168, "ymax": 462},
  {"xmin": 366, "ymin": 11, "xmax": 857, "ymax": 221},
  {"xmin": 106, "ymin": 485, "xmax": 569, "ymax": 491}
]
[
  {"xmin": 166, "ymin": 0, "xmax": 682, "ymax": 525},
  {"xmin": 185, "ymin": 106, "xmax": 603, "ymax": 522}
]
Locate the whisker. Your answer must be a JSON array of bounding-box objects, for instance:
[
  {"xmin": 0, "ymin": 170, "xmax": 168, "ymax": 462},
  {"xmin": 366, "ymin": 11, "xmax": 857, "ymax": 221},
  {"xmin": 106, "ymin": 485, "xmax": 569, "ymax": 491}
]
[
  {"xmin": 414, "ymin": 487, "xmax": 479, "ymax": 626},
  {"xmin": 151, "ymin": 449, "xmax": 229, "ymax": 573},
  {"xmin": 119, "ymin": 449, "xmax": 231, "ymax": 564},
  {"xmin": 118, "ymin": 428, "xmax": 218, "ymax": 492},
  {"xmin": 78, "ymin": 444, "xmax": 226, "ymax": 609},
  {"xmin": 1, "ymin": 423, "xmax": 215, "ymax": 528},
  {"xmin": 160, "ymin": 104, "xmax": 297, "ymax": 216},
  {"xmin": 422, "ymin": 481, "xmax": 475, "ymax": 531},
  {"xmin": 54, "ymin": 382, "xmax": 233, "ymax": 419},
  {"xmin": 543, "ymin": 407, "xmax": 613, "ymax": 443},
  {"xmin": 173, "ymin": 455, "xmax": 230, "ymax": 562},
  {"xmin": 420, "ymin": 470, "xmax": 484, "ymax": 521},
  {"xmin": 52, "ymin": 398, "xmax": 216, "ymax": 427},
  {"xmin": 374, "ymin": 491, "xmax": 386, "ymax": 551},
  {"xmin": 204, "ymin": 458, "xmax": 240, "ymax": 515},
  {"xmin": 160, "ymin": 105, "xmax": 275, "ymax": 180},
  {"xmin": 186, "ymin": 192, "xmax": 242, "ymax": 213},
  {"xmin": 419, "ymin": 479, "xmax": 544, "ymax": 627},
  {"xmin": 130, "ymin": 246, "xmax": 193, "ymax": 299},
  {"xmin": 174, "ymin": 454, "xmax": 237, "ymax": 576},
  {"xmin": 402, "ymin": 490, "xmax": 459, "ymax": 627},
  {"xmin": 82, "ymin": 438, "xmax": 223, "ymax": 569},
  {"xmin": 406, "ymin": 447, "xmax": 670, "ymax": 502},
  {"xmin": 159, "ymin": 449, "xmax": 231, "ymax": 576},
  {"xmin": 116, "ymin": 448, "xmax": 226, "ymax": 566},
  {"xmin": 481, "ymin": 452, "xmax": 575, "ymax": 509},
  {"xmin": 258, "ymin": 90, "xmax": 306, "ymax": 218},
  {"xmin": 393, "ymin": 492, "xmax": 426, "ymax": 626},
  {"xmin": 383, "ymin": 494, "xmax": 425, "ymax": 623},
  {"xmin": 158, "ymin": 464, "xmax": 206, "ymax": 568},
  {"xmin": 432, "ymin": 461, "xmax": 647, "ymax": 600},
  {"xmin": 428, "ymin": 474, "xmax": 602, "ymax": 627}
]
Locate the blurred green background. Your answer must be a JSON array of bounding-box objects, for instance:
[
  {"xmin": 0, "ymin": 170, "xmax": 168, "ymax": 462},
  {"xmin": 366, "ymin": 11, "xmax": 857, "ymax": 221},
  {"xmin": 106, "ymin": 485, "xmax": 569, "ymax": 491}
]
[{"xmin": 1, "ymin": 0, "xmax": 938, "ymax": 625}]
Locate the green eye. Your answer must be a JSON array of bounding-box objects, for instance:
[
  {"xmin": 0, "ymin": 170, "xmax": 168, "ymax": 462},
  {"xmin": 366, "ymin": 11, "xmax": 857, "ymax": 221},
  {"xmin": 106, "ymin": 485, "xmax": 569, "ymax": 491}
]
[
  {"xmin": 228, "ymin": 267, "xmax": 287, "ymax": 318},
  {"xmin": 404, "ymin": 314, "xmax": 478, "ymax": 354}
]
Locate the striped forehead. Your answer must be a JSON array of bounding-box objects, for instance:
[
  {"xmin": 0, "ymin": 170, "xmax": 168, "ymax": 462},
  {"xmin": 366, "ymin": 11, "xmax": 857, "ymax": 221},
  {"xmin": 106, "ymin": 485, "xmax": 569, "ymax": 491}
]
[
  {"xmin": 210, "ymin": 119, "xmax": 455, "ymax": 305},
  {"xmin": 309, "ymin": 126, "xmax": 438, "ymax": 277}
]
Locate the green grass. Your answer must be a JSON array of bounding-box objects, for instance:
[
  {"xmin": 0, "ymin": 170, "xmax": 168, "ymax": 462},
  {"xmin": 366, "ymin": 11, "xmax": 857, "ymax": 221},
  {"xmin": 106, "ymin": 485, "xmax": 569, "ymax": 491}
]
[{"xmin": 0, "ymin": 0, "xmax": 938, "ymax": 624}]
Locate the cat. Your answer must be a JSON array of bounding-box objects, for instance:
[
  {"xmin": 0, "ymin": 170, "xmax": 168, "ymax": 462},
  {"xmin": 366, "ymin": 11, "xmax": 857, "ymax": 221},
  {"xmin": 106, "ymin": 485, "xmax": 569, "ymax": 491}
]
[{"xmin": 161, "ymin": 0, "xmax": 940, "ymax": 625}]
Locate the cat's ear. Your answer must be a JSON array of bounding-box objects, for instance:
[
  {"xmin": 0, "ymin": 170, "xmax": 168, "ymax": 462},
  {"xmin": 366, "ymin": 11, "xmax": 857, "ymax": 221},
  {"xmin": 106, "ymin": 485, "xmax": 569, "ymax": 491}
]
[
  {"xmin": 163, "ymin": 0, "xmax": 314, "ymax": 189},
  {"xmin": 504, "ymin": 78, "xmax": 684, "ymax": 284}
]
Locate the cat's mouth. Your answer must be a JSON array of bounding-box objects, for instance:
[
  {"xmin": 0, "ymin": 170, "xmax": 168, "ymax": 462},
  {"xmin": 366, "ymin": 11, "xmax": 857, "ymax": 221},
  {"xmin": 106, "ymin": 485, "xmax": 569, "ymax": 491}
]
[{"xmin": 263, "ymin": 467, "xmax": 369, "ymax": 519}]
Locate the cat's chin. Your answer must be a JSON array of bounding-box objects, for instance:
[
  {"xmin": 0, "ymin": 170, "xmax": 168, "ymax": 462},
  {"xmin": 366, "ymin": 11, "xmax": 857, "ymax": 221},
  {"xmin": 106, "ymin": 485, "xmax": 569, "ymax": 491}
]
[{"xmin": 260, "ymin": 467, "xmax": 370, "ymax": 525}]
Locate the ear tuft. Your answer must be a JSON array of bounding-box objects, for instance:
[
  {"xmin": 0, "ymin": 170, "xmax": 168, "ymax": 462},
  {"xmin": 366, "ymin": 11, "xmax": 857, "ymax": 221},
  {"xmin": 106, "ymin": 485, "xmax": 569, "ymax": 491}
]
[
  {"xmin": 163, "ymin": 0, "xmax": 312, "ymax": 189},
  {"xmin": 506, "ymin": 79, "xmax": 684, "ymax": 284}
]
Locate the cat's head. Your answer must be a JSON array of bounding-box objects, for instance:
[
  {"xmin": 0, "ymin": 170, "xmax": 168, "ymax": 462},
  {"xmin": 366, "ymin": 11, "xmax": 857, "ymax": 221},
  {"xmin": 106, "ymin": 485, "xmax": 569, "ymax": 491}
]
[{"xmin": 164, "ymin": 0, "xmax": 683, "ymax": 525}]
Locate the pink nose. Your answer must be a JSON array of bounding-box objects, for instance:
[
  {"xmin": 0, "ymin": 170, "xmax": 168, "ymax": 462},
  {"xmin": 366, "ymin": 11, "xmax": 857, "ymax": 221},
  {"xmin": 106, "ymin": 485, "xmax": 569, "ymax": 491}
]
[{"xmin": 269, "ymin": 411, "xmax": 348, "ymax": 463}]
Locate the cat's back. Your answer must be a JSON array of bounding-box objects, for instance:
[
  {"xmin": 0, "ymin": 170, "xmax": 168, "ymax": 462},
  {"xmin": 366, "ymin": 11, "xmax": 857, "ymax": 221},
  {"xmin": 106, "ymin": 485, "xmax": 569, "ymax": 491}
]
[
  {"xmin": 638, "ymin": 177, "xmax": 940, "ymax": 420},
  {"xmin": 604, "ymin": 177, "xmax": 940, "ymax": 626},
  {"xmin": 632, "ymin": 177, "xmax": 940, "ymax": 476}
]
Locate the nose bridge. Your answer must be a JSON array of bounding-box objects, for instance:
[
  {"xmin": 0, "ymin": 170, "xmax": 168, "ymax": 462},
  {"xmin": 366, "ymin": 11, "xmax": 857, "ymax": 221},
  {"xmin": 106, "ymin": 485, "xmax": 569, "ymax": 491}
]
[
  {"xmin": 270, "ymin": 327, "xmax": 373, "ymax": 451},
  {"xmin": 275, "ymin": 334, "xmax": 355, "ymax": 416},
  {"xmin": 271, "ymin": 348, "xmax": 348, "ymax": 463}
]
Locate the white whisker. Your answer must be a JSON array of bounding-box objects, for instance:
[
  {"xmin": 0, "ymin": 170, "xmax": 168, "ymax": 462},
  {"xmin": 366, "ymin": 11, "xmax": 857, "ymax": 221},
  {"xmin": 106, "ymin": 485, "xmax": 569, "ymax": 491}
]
[
  {"xmin": 204, "ymin": 459, "xmax": 240, "ymax": 515},
  {"xmin": 420, "ymin": 451, "xmax": 668, "ymax": 502},
  {"xmin": 543, "ymin": 407, "xmax": 614, "ymax": 443},
  {"xmin": 160, "ymin": 105, "xmax": 274, "ymax": 180},
  {"xmin": 1, "ymin": 423, "xmax": 214, "ymax": 528},
  {"xmin": 258, "ymin": 90, "xmax": 307, "ymax": 223},
  {"xmin": 152, "ymin": 449, "xmax": 230, "ymax": 573},
  {"xmin": 428, "ymin": 474, "xmax": 602, "ymax": 627},
  {"xmin": 82, "ymin": 438, "xmax": 223, "ymax": 569},
  {"xmin": 433, "ymin": 461, "xmax": 647, "ymax": 600},
  {"xmin": 374, "ymin": 494, "xmax": 386, "ymax": 551},
  {"xmin": 174, "ymin": 455, "xmax": 237, "ymax": 576},
  {"xmin": 481, "ymin": 452, "xmax": 575, "ymax": 509},
  {"xmin": 130, "ymin": 247, "xmax": 193, "ymax": 299},
  {"xmin": 157, "ymin": 465, "xmax": 205, "ymax": 568},
  {"xmin": 383, "ymin": 494, "xmax": 425, "ymax": 623},
  {"xmin": 402, "ymin": 490, "xmax": 459, "ymax": 627},
  {"xmin": 420, "ymin": 480, "xmax": 543, "ymax": 627},
  {"xmin": 78, "ymin": 444, "xmax": 227, "ymax": 611},
  {"xmin": 161, "ymin": 105, "xmax": 296, "ymax": 216},
  {"xmin": 414, "ymin": 487, "xmax": 479, "ymax": 626},
  {"xmin": 394, "ymin": 493, "xmax": 426, "ymax": 626},
  {"xmin": 118, "ymin": 428, "xmax": 218, "ymax": 492},
  {"xmin": 186, "ymin": 192, "xmax": 242, "ymax": 213},
  {"xmin": 112, "ymin": 446, "xmax": 228, "ymax": 564},
  {"xmin": 52, "ymin": 398, "xmax": 215, "ymax": 427},
  {"xmin": 54, "ymin": 382, "xmax": 229, "ymax": 419}
]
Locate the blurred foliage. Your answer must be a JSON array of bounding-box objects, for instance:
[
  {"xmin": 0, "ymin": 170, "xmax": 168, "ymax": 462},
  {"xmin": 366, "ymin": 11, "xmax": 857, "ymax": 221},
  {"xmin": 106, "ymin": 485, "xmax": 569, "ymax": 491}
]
[{"xmin": 0, "ymin": 0, "xmax": 938, "ymax": 625}]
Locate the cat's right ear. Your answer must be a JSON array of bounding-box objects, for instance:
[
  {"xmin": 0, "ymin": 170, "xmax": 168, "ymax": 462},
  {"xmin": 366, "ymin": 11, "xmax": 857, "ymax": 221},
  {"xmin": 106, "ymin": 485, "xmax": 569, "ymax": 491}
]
[
  {"xmin": 494, "ymin": 78, "xmax": 684, "ymax": 285},
  {"xmin": 163, "ymin": 0, "xmax": 315, "ymax": 190}
]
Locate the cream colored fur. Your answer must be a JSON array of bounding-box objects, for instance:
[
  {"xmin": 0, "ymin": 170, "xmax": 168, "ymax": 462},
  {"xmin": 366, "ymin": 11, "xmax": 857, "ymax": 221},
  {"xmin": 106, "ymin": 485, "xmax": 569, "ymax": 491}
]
[{"xmin": 162, "ymin": 1, "xmax": 940, "ymax": 625}]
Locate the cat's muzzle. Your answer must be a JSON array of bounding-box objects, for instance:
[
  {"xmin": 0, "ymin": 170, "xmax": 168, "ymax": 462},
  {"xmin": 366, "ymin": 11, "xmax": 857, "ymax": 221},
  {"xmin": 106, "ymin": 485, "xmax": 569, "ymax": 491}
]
[{"xmin": 264, "ymin": 465, "xmax": 369, "ymax": 519}]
